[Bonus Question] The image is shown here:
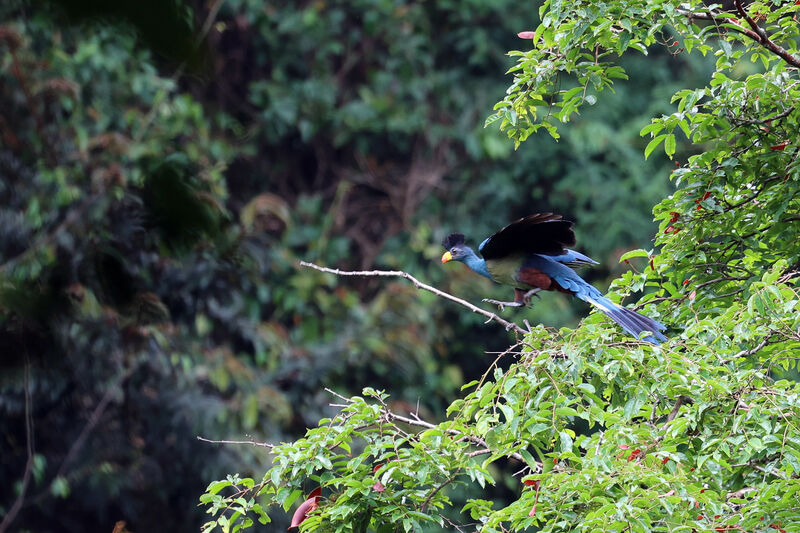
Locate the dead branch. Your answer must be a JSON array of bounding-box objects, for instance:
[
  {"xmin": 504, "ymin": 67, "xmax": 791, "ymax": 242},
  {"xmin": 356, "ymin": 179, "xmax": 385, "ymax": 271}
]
[
  {"xmin": 299, "ymin": 261, "xmax": 529, "ymax": 335},
  {"xmin": 197, "ymin": 436, "xmax": 275, "ymax": 449}
]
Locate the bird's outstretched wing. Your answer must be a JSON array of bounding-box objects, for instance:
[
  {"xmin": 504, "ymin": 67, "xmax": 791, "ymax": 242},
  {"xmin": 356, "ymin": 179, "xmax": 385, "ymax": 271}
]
[
  {"xmin": 549, "ymin": 249, "xmax": 599, "ymax": 268},
  {"xmin": 478, "ymin": 213, "xmax": 576, "ymax": 260}
]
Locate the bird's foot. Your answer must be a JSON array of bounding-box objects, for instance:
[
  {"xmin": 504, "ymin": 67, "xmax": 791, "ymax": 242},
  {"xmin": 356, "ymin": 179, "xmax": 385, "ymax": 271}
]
[
  {"xmin": 522, "ymin": 288, "xmax": 542, "ymax": 307},
  {"xmin": 482, "ymin": 298, "xmax": 523, "ymax": 311}
]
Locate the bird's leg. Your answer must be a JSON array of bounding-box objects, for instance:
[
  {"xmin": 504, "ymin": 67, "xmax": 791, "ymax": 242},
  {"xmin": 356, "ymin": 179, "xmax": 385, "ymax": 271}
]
[
  {"xmin": 522, "ymin": 288, "xmax": 542, "ymax": 306},
  {"xmin": 483, "ymin": 288, "xmax": 527, "ymax": 310}
]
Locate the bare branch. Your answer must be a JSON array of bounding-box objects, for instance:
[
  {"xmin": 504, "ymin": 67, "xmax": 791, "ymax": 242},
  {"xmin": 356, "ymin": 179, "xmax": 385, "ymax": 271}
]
[
  {"xmin": 725, "ymin": 336, "xmax": 773, "ymax": 362},
  {"xmin": 299, "ymin": 261, "xmax": 529, "ymax": 335},
  {"xmin": 726, "ymin": 486, "xmax": 756, "ymax": 500},
  {"xmin": 664, "ymin": 396, "xmax": 691, "ymax": 425},
  {"xmin": 197, "ymin": 436, "xmax": 276, "ymax": 449}
]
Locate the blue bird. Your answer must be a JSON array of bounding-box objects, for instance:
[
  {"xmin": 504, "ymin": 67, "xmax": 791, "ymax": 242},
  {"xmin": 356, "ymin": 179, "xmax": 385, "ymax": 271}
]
[{"xmin": 440, "ymin": 213, "xmax": 667, "ymax": 344}]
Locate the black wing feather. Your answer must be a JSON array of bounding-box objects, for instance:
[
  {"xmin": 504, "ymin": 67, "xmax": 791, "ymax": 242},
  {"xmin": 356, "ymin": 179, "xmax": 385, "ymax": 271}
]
[{"xmin": 479, "ymin": 213, "xmax": 576, "ymax": 260}]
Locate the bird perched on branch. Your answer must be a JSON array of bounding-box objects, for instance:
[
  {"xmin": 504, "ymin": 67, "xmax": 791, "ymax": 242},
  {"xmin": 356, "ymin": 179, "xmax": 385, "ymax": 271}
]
[{"xmin": 440, "ymin": 213, "xmax": 667, "ymax": 344}]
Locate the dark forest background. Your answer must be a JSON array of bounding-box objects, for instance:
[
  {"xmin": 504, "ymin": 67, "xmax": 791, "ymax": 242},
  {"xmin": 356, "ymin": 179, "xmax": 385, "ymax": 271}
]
[{"xmin": 0, "ymin": 1, "xmax": 711, "ymax": 531}]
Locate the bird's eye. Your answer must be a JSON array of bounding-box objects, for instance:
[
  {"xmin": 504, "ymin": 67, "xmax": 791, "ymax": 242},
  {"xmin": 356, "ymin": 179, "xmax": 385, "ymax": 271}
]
[{"xmin": 450, "ymin": 248, "xmax": 456, "ymax": 254}]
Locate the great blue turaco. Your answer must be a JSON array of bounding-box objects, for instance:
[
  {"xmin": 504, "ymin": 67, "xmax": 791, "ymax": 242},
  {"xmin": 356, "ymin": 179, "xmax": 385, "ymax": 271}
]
[{"xmin": 440, "ymin": 213, "xmax": 667, "ymax": 344}]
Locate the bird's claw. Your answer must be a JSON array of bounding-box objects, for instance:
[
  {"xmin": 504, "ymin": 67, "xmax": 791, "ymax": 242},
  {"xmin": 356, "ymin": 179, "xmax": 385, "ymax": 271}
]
[
  {"xmin": 522, "ymin": 288, "xmax": 542, "ymax": 307},
  {"xmin": 482, "ymin": 298, "xmax": 523, "ymax": 311}
]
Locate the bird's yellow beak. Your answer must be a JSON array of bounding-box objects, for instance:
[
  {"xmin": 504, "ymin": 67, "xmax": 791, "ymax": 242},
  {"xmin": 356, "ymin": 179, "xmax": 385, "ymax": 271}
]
[{"xmin": 441, "ymin": 251, "xmax": 452, "ymax": 263}]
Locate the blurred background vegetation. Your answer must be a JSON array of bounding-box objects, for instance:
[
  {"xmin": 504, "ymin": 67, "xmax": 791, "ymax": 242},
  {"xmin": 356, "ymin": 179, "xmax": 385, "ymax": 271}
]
[{"xmin": 0, "ymin": 0, "xmax": 712, "ymax": 530}]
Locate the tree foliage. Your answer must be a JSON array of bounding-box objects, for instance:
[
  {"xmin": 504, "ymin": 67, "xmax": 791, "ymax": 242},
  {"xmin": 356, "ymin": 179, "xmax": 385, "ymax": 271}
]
[
  {"xmin": 201, "ymin": 1, "xmax": 800, "ymax": 531},
  {"xmin": 1, "ymin": 0, "xmax": 695, "ymax": 530}
]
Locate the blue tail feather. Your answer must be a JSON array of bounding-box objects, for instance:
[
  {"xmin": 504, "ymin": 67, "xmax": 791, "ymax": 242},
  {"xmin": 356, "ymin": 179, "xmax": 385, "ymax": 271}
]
[{"xmin": 588, "ymin": 295, "xmax": 667, "ymax": 344}]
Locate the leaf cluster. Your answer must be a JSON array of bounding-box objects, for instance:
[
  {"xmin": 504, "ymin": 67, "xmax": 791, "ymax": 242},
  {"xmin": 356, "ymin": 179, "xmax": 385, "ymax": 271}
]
[{"xmin": 201, "ymin": 0, "xmax": 800, "ymax": 531}]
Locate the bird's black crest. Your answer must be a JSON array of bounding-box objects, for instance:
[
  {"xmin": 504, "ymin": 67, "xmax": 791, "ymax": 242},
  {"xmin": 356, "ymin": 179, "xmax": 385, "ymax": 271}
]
[{"xmin": 442, "ymin": 233, "xmax": 465, "ymax": 249}]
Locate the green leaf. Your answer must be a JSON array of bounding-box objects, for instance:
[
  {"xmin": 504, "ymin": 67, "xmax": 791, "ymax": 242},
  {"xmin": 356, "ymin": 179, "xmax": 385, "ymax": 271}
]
[
  {"xmin": 664, "ymin": 134, "xmax": 676, "ymax": 157},
  {"xmin": 619, "ymin": 249, "xmax": 649, "ymax": 262},
  {"xmin": 559, "ymin": 431, "xmax": 574, "ymax": 453},
  {"xmin": 207, "ymin": 480, "xmax": 233, "ymax": 495},
  {"xmin": 644, "ymin": 134, "xmax": 667, "ymax": 159}
]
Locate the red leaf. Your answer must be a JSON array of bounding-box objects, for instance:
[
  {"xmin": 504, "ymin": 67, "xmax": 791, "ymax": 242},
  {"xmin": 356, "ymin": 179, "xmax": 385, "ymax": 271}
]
[
  {"xmin": 373, "ymin": 463, "xmax": 383, "ymax": 473},
  {"xmin": 683, "ymin": 279, "xmax": 690, "ymax": 286},
  {"xmin": 649, "ymin": 258, "xmax": 655, "ymax": 270},
  {"xmin": 517, "ymin": 31, "xmax": 536, "ymax": 39},
  {"xmin": 289, "ymin": 490, "xmax": 321, "ymax": 529},
  {"xmin": 523, "ymin": 479, "xmax": 541, "ymax": 490},
  {"xmin": 701, "ymin": 191, "xmax": 711, "ymax": 200},
  {"xmin": 372, "ymin": 481, "xmax": 385, "ymax": 492},
  {"xmin": 618, "ymin": 444, "xmax": 630, "ymax": 450},
  {"xmin": 661, "ymin": 456, "xmax": 669, "ymax": 464},
  {"xmin": 770, "ymin": 141, "xmax": 789, "ymax": 151}
]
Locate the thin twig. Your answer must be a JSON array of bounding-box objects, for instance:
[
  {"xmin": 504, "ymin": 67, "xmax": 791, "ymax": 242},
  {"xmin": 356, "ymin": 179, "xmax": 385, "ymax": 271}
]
[
  {"xmin": 729, "ymin": 106, "xmax": 795, "ymax": 126},
  {"xmin": 299, "ymin": 261, "xmax": 529, "ymax": 335},
  {"xmin": 55, "ymin": 365, "xmax": 137, "ymax": 481},
  {"xmin": 0, "ymin": 353, "xmax": 34, "ymax": 533},
  {"xmin": 197, "ymin": 436, "xmax": 276, "ymax": 449},
  {"xmin": 420, "ymin": 474, "xmax": 458, "ymax": 511},
  {"xmin": 324, "ymin": 388, "xmax": 535, "ymax": 467},
  {"xmin": 694, "ymin": 275, "xmax": 749, "ymax": 290},
  {"xmin": 395, "ymin": 411, "xmax": 529, "ymax": 464},
  {"xmin": 726, "ymin": 337, "xmax": 773, "ymax": 362}
]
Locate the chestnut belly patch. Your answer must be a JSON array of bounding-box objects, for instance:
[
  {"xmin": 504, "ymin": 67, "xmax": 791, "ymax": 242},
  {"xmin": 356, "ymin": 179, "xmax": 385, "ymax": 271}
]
[{"xmin": 516, "ymin": 268, "xmax": 553, "ymax": 290}]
